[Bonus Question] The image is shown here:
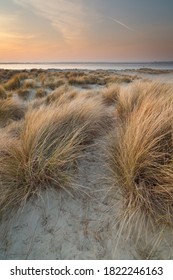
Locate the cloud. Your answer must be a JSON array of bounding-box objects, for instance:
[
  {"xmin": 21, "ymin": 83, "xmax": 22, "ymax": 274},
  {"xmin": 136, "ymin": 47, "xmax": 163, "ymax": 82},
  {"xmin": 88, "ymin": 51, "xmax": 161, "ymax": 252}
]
[
  {"xmin": 108, "ymin": 16, "xmax": 136, "ymax": 32},
  {"xmin": 0, "ymin": 32, "xmax": 36, "ymax": 40},
  {"xmin": 13, "ymin": 0, "xmax": 90, "ymax": 46},
  {"xmin": 0, "ymin": 13, "xmax": 38, "ymax": 42}
]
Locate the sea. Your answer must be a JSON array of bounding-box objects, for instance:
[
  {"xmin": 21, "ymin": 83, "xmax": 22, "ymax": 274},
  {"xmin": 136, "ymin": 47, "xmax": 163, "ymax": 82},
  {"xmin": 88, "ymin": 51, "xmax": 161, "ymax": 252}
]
[{"xmin": 0, "ymin": 62, "xmax": 173, "ymax": 71}]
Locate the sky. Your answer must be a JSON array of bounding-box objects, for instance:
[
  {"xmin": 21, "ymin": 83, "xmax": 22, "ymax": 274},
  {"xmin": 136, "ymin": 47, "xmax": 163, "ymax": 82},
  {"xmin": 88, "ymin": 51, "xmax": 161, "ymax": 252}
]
[{"xmin": 0, "ymin": 0, "xmax": 173, "ymax": 62}]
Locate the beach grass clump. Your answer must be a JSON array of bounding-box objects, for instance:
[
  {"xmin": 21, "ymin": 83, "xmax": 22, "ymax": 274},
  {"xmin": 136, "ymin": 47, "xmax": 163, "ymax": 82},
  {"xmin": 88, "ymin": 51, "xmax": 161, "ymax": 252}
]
[
  {"xmin": 102, "ymin": 84, "xmax": 120, "ymax": 105},
  {"xmin": 1, "ymin": 120, "xmax": 24, "ymax": 138},
  {"xmin": 0, "ymin": 86, "xmax": 7, "ymax": 99},
  {"xmin": 137, "ymin": 68, "xmax": 171, "ymax": 75},
  {"xmin": 17, "ymin": 88, "xmax": 30, "ymax": 100},
  {"xmin": 107, "ymin": 81, "xmax": 173, "ymax": 234},
  {"xmin": 106, "ymin": 74, "xmax": 133, "ymax": 85},
  {"xmin": 3, "ymin": 75, "xmax": 21, "ymax": 91},
  {"xmin": 46, "ymin": 84, "xmax": 78, "ymax": 105},
  {"xmin": 115, "ymin": 81, "xmax": 173, "ymax": 122},
  {"xmin": 18, "ymin": 72, "xmax": 29, "ymax": 80},
  {"xmin": 23, "ymin": 79, "xmax": 35, "ymax": 89},
  {"xmin": 0, "ymin": 98, "xmax": 110, "ymax": 215},
  {"xmin": 45, "ymin": 78, "xmax": 65, "ymax": 90},
  {"xmin": 0, "ymin": 98, "xmax": 26, "ymax": 127},
  {"xmin": 36, "ymin": 88, "xmax": 47, "ymax": 98},
  {"xmin": 45, "ymin": 85, "xmax": 70, "ymax": 105},
  {"xmin": 65, "ymin": 89, "xmax": 78, "ymax": 100},
  {"xmin": 68, "ymin": 74, "xmax": 97, "ymax": 86}
]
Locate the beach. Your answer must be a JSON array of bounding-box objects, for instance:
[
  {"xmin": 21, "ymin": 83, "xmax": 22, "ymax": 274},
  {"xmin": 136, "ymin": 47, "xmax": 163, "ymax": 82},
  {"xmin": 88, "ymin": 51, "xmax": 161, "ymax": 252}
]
[{"xmin": 0, "ymin": 68, "xmax": 173, "ymax": 260}]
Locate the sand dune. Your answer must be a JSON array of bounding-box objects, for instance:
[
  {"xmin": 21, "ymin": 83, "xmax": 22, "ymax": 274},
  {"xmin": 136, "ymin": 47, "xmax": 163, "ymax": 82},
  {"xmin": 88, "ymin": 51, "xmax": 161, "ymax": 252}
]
[{"xmin": 0, "ymin": 69, "xmax": 173, "ymax": 259}]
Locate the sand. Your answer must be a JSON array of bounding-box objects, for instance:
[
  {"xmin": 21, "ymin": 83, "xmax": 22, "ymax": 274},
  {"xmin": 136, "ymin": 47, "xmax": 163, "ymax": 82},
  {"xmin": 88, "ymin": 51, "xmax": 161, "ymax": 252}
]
[{"xmin": 0, "ymin": 69, "xmax": 173, "ymax": 260}]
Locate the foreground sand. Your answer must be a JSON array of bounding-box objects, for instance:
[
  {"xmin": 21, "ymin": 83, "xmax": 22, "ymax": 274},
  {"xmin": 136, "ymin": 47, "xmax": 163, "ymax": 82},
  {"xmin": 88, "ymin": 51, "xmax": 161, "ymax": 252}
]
[{"xmin": 0, "ymin": 68, "xmax": 173, "ymax": 259}]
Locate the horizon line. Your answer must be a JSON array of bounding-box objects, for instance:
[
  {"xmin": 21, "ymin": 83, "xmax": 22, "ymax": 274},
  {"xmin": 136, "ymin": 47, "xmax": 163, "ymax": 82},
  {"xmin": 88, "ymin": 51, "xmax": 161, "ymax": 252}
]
[{"xmin": 0, "ymin": 61, "xmax": 173, "ymax": 64}]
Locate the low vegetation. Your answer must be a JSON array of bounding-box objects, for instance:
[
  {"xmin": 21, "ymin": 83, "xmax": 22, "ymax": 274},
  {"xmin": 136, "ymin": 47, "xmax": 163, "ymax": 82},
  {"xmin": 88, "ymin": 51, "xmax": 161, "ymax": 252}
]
[
  {"xmin": 0, "ymin": 97, "xmax": 110, "ymax": 216},
  {"xmin": 0, "ymin": 98, "xmax": 26, "ymax": 127},
  {"xmin": 3, "ymin": 75, "xmax": 21, "ymax": 91},
  {"xmin": 0, "ymin": 86, "xmax": 7, "ymax": 99},
  {"xmin": 17, "ymin": 88, "xmax": 30, "ymax": 100},
  {"xmin": 1, "ymin": 68, "xmax": 173, "ymax": 254},
  {"xmin": 102, "ymin": 84, "xmax": 120, "ymax": 105},
  {"xmin": 107, "ymin": 81, "xmax": 173, "ymax": 237}
]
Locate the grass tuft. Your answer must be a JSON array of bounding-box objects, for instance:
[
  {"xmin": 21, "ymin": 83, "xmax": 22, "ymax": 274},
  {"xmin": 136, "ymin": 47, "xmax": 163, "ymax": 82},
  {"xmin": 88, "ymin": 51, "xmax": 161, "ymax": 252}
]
[
  {"xmin": 0, "ymin": 86, "xmax": 7, "ymax": 99},
  {"xmin": 36, "ymin": 88, "xmax": 47, "ymax": 98},
  {"xmin": 107, "ymin": 81, "xmax": 173, "ymax": 235},
  {"xmin": 4, "ymin": 75, "xmax": 21, "ymax": 91},
  {"xmin": 102, "ymin": 84, "xmax": 120, "ymax": 105},
  {"xmin": 17, "ymin": 89, "xmax": 30, "ymax": 100},
  {"xmin": 0, "ymin": 98, "xmax": 26, "ymax": 127},
  {"xmin": 0, "ymin": 98, "xmax": 110, "ymax": 215}
]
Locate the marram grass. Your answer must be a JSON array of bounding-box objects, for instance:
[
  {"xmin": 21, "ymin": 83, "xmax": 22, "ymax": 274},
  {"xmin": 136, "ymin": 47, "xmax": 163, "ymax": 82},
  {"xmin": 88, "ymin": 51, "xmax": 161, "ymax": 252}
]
[
  {"xmin": 0, "ymin": 98, "xmax": 109, "ymax": 216},
  {"xmin": 107, "ymin": 81, "xmax": 173, "ymax": 236}
]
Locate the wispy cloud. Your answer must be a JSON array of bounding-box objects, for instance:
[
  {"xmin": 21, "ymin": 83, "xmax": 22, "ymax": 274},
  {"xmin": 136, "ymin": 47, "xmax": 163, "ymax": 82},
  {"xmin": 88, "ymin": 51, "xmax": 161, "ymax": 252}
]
[
  {"xmin": 0, "ymin": 13, "xmax": 38, "ymax": 42},
  {"xmin": 0, "ymin": 32, "xmax": 36, "ymax": 40},
  {"xmin": 108, "ymin": 16, "xmax": 136, "ymax": 32},
  {"xmin": 13, "ymin": 0, "xmax": 89, "ymax": 46}
]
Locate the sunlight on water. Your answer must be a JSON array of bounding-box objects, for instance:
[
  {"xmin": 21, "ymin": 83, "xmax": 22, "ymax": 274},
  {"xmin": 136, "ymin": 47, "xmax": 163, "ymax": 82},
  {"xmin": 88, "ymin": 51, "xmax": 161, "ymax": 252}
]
[{"xmin": 0, "ymin": 62, "xmax": 173, "ymax": 70}]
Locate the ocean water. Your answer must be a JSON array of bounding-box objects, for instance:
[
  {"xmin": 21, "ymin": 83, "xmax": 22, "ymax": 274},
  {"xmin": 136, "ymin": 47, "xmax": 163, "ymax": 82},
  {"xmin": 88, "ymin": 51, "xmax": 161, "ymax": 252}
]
[{"xmin": 0, "ymin": 62, "xmax": 173, "ymax": 70}]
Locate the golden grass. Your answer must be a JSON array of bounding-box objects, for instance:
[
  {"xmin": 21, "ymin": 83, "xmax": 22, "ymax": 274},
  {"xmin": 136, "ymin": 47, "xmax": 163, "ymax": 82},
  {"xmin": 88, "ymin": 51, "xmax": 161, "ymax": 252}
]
[
  {"xmin": 17, "ymin": 89, "xmax": 30, "ymax": 100},
  {"xmin": 0, "ymin": 86, "xmax": 7, "ymax": 99},
  {"xmin": 68, "ymin": 74, "xmax": 97, "ymax": 85},
  {"xmin": 18, "ymin": 72, "xmax": 29, "ymax": 80},
  {"xmin": 0, "ymin": 98, "xmax": 26, "ymax": 127},
  {"xmin": 137, "ymin": 68, "xmax": 172, "ymax": 75},
  {"xmin": 106, "ymin": 74, "xmax": 133, "ymax": 84},
  {"xmin": 0, "ymin": 98, "xmax": 110, "ymax": 215},
  {"xmin": 45, "ymin": 85, "xmax": 79, "ymax": 105},
  {"xmin": 36, "ymin": 88, "xmax": 47, "ymax": 98},
  {"xmin": 45, "ymin": 85, "xmax": 66, "ymax": 104},
  {"xmin": 23, "ymin": 79, "xmax": 35, "ymax": 89},
  {"xmin": 102, "ymin": 84, "xmax": 120, "ymax": 105},
  {"xmin": 0, "ymin": 120, "xmax": 24, "ymax": 139},
  {"xmin": 115, "ymin": 81, "xmax": 173, "ymax": 122},
  {"xmin": 65, "ymin": 89, "xmax": 78, "ymax": 100},
  {"xmin": 3, "ymin": 75, "xmax": 21, "ymax": 91},
  {"xmin": 45, "ymin": 78, "xmax": 65, "ymax": 90},
  {"xmin": 107, "ymin": 81, "xmax": 173, "ymax": 236}
]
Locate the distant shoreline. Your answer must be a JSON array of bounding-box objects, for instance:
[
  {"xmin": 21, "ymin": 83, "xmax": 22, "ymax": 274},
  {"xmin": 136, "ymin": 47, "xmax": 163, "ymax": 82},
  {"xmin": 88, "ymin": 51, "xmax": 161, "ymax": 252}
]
[{"xmin": 0, "ymin": 62, "xmax": 173, "ymax": 71}]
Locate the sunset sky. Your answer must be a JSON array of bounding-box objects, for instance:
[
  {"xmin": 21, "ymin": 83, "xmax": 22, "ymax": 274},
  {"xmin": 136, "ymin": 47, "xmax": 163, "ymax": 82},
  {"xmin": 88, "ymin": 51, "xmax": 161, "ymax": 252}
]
[{"xmin": 0, "ymin": 0, "xmax": 173, "ymax": 62}]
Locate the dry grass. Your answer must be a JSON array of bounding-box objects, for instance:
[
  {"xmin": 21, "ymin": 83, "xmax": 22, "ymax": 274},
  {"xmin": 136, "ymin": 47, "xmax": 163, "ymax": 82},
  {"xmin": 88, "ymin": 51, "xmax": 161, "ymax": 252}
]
[
  {"xmin": 107, "ymin": 81, "xmax": 173, "ymax": 238},
  {"xmin": 18, "ymin": 72, "xmax": 29, "ymax": 80},
  {"xmin": 0, "ymin": 98, "xmax": 26, "ymax": 127},
  {"xmin": 102, "ymin": 84, "xmax": 120, "ymax": 105},
  {"xmin": 115, "ymin": 81, "xmax": 173, "ymax": 122},
  {"xmin": 0, "ymin": 86, "xmax": 7, "ymax": 99},
  {"xmin": 68, "ymin": 74, "xmax": 98, "ymax": 85},
  {"xmin": 3, "ymin": 75, "xmax": 21, "ymax": 91},
  {"xmin": 45, "ymin": 86, "xmax": 66, "ymax": 104},
  {"xmin": 45, "ymin": 78, "xmax": 65, "ymax": 90},
  {"xmin": 106, "ymin": 74, "xmax": 133, "ymax": 85},
  {"xmin": 17, "ymin": 89, "xmax": 30, "ymax": 100},
  {"xmin": 45, "ymin": 85, "xmax": 78, "ymax": 105},
  {"xmin": 137, "ymin": 68, "xmax": 173, "ymax": 75},
  {"xmin": 23, "ymin": 79, "xmax": 35, "ymax": 89},
  {"xmin": 0, "ymin": 120, "xmax": 24, "ymax": 139},
  {"xmin": 0, "ymin": 98, "xmax": 111, "ymax": 216},
  {"xmin": 36, "ymin": 88, "xmax": 47, "ymax": 98}
]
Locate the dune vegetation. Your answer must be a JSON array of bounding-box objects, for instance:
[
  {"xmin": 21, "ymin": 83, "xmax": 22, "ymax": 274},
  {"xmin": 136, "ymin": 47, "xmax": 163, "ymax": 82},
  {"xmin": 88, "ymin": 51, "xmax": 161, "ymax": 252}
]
[
  {"xmin": 107, "ymin": 81, "xmax": 173, "ymax": 238},
  {"xmin": 0, "ymin": 86, "xmax": 111, "ymax": 216},
  {"xmin": 0, "ymin": 98, "xmax": 26, "ymax": 127},
  {"xmin": 1, "ymin": 68, "xmax": 173, "ymax": 259}
]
